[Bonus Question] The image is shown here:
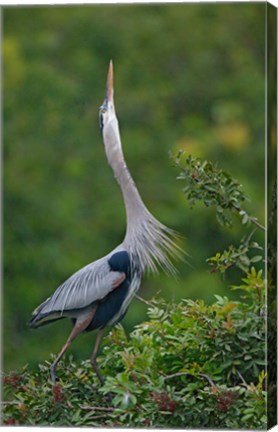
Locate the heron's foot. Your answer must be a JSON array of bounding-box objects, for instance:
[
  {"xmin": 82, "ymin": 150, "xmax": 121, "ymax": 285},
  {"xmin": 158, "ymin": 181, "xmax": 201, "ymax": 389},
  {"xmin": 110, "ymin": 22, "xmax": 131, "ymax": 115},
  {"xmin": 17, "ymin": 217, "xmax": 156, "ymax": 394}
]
[
  {"xmin": 106, "ymin": 392, "xmax": 113, "ymax": 404},
  {"xmin": 50, "ymin": 363, "xmax": 57, "ymax": 384},
  {"xmin": 91, "ymin": 358, "xmax": 105, "ymax": 386}
]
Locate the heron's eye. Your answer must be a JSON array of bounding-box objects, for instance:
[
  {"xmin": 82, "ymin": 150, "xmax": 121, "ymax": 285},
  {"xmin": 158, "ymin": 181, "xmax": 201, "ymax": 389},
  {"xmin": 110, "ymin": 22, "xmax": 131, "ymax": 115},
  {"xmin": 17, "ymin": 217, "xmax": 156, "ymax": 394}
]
[{"xmin": 101, "ymin": 108, "xmax": 106, "ymax": 114}]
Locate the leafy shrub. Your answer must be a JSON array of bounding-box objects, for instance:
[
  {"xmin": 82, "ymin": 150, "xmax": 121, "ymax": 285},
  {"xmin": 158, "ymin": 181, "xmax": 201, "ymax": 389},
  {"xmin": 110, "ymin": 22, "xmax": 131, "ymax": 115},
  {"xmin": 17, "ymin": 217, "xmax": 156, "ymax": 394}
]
[{"xmin": 2, "ymin": 281, "xmax": 266, "ymax": 428}]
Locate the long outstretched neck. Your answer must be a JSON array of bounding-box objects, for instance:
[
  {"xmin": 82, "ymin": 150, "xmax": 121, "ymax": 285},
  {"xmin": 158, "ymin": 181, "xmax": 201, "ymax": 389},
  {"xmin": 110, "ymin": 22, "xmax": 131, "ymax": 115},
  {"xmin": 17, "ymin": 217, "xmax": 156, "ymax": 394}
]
[
  {"xmin": 103, "ymin": 117, "xmax": 182, "ymax": 275},
  {"xmin": 103, "ymin": 118, "xmax": 147, "ymax": 224}
]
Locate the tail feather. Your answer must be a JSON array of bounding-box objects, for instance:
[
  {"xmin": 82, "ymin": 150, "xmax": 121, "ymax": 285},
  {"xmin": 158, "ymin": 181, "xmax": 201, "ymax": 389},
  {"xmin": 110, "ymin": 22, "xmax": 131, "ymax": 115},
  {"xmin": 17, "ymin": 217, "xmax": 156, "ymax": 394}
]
[
  {"xmin": 28, "ymin": 313, "xmax": 65, "ymax": 328},
  {"xmin": 28, "ymin": 297, "xmax": 64, "ymax": 328}
]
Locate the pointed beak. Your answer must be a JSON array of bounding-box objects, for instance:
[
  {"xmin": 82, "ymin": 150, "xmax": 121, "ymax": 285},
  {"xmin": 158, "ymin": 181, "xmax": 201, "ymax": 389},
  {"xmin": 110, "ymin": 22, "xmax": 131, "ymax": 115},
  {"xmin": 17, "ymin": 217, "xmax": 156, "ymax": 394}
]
[{"xmin": 106, "ymin": 60, "xmax": 114, "ymax": 103}]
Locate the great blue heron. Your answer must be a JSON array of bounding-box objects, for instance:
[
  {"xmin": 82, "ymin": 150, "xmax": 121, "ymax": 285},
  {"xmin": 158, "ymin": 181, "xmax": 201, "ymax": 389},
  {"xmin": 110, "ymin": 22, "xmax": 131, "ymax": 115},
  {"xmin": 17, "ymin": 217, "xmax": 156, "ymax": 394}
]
[{"xmin": 29, "ymin": 61, "xmax": 182, "ymax": 385}]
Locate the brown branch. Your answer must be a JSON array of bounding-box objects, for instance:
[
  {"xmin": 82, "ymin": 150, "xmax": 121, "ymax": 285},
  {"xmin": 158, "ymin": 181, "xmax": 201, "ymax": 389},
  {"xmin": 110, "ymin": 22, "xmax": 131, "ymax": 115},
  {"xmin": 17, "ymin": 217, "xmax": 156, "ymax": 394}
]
[{"xmin": 248, "ymin": 216, "xmax": 266, "ymax": 232}]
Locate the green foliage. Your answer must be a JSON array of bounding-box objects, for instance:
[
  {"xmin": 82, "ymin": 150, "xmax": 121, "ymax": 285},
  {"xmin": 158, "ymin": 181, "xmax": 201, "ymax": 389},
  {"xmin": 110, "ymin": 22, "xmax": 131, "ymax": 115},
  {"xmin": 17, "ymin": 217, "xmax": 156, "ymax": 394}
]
[
  {"xmin": 3, "ymin": 287, "xmax": 266, "ymax": 428},
  {"xmin": 174, "ymin": 151, "xmax": 265, "ymax": 231},
  {"xmin": 231, "ymin": 267, "xmax": 265, "ymax": 309},
  {"xmin": 207, "ymin": 234, "xmax": 263, "ymax": 274},
  {"xmin": 175, "ymin": 151, "xmax": 247, "ymax": 226}
]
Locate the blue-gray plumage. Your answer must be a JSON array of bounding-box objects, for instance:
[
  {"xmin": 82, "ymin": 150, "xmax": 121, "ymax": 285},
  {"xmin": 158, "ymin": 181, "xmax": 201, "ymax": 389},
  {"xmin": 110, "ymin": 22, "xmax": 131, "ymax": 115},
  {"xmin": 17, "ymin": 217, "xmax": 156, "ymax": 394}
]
[
  {"xmin": 74, "ymin": 251, "xmax": 131, "ymax": 331},
  {"xmin": 29, "ymin": 61, "xmax": 183, "ymax": 387}
]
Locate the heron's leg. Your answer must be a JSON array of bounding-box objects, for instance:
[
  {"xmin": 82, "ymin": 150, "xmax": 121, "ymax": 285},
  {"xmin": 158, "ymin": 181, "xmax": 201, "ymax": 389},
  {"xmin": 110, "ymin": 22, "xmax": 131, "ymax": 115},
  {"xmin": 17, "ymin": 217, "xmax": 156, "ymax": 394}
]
[
  {"xmin": 50, "ymin": 308, "xmax": 96, "ymax": 383},
  {"xmin": 90, "ymin": 329, "xmax": 105, "ymax": 385},
  {"xmin": 50, "ymin": 338, "xmax": 72, "ymax": 383}
]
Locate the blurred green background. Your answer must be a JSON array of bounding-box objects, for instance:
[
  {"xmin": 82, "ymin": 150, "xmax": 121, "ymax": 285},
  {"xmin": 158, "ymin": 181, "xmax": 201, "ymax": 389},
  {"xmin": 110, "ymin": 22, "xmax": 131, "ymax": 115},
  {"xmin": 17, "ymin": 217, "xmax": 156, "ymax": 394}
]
[{"xmin": 3, "ymin": 3, "xmax": 265, "ymax": 371}]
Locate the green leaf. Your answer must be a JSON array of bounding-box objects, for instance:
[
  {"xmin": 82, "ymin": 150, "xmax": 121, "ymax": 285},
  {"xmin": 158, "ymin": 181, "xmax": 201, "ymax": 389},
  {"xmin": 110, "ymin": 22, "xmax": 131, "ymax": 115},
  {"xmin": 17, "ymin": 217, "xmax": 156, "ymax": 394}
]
[{"xmin": 250, "ymin": 255, "xmax": 262, "ymax": 263}]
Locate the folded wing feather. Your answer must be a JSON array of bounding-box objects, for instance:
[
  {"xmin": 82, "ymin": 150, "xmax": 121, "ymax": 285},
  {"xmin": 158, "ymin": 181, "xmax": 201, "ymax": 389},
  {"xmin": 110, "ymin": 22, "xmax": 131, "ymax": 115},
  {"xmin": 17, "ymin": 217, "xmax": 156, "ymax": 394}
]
[{"xmin": 31, "ymin": 254, "xmax": 126, "ymax": 322}]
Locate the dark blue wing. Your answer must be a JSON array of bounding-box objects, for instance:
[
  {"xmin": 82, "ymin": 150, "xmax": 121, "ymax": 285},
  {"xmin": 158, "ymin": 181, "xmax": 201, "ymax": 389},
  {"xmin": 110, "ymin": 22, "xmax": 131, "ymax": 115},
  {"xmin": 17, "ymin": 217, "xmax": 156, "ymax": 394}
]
[{"xmin": 85, "ymin": 276, "xmax": 130, "ymax": 331}]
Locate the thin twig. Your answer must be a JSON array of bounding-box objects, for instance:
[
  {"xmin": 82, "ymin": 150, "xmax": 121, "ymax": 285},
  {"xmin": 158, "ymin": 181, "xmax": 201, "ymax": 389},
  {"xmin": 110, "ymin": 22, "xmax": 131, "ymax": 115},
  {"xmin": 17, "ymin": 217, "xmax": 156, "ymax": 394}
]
[
  {"xmin": 164, "ymin": 372, "xmax": 191, "ymax": 380},
  {"xmin": 245, "ymin": 227, "xmax": 258, "ymax": 244},
  {"xmin": 85, "ymin": 413, "xmax": 114, "ymax": 421},
  {"xmin": 199, "ymin": 373, "xmax": 217, "ymax": 388},
  {"xmin": 237, "ymin": 370, "xmax": 248, "ymax": 388},
  {"xmin": 80, "ymin": 405, "xmax": 115, "ymax": 412},
  {"xmin": 135, "ymin": 294, "xmax": 154, "ymax": 307},
  {"xmin": 235, "ymin": 208, "xmax": 266, "ymax": 232},
  {"xmin": 249, "ymin": 216, "xmax": 266, "ymax": 232}
]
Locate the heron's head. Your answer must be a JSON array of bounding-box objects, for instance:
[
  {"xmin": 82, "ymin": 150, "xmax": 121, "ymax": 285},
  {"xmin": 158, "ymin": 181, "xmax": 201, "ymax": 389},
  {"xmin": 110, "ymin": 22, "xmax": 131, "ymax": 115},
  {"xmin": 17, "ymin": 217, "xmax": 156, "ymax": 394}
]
[{"xmin": 99, "ymin": 60, "xmax": 117, "ymax": 134}]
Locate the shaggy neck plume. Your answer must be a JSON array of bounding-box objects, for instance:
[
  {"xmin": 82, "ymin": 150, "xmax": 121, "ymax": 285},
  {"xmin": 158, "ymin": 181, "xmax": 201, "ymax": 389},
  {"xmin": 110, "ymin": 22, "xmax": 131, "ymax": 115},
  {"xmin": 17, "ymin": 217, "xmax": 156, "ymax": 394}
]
[{"xmin": 104, "ymin": 121, "xmax": 181, "ymax": 275}]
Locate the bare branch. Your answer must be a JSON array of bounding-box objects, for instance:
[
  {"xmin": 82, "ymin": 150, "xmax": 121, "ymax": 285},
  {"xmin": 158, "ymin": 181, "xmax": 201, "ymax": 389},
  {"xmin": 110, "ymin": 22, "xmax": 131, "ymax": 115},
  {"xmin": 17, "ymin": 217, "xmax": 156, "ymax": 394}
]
[
  {"xmin": 80, "ymin": 405, "xmax": 115, "ymax": 412},
  {"xmin": 237, "ymin": 370, "xmax": 248, "ymax": 388}
]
